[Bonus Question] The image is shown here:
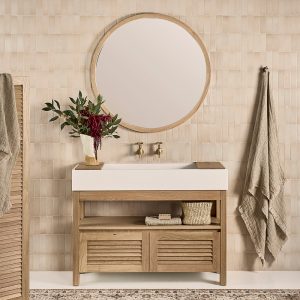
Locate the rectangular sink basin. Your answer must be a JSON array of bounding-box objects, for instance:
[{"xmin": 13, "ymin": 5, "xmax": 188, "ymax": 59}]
[{"xmin": 72, "ymin": 162, "xmax": 228, "ymax": 191}]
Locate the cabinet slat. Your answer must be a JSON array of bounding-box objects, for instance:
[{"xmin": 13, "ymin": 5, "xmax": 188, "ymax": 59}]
[
  {"xmin": 88, "ymin": 257, "xmax": 141, "ymax": 261},
  {"xmin": 159, "ymin": 260, "xmax": 212, "ymax": 265},
  {"xmin": 159, "ymin": 241, "xmax": 213, "ymax": 245},
  {"xmin": 87, "ymin": 261, "xmax": 141, "ymax": 265},
  {"xmin": 159, "ymin": 253, "xmax": 212, "ymax": 257},
  {"xmin": 88, "ymin": 246, "xmax": 142, "ymax": 250},
  {"xmin": 88, "ymin": 241, "xmax": 141, "ymax": 246},
  {"xmin": 158, "ymin": 244, "xmax": 212, "ymax": 249},
  {"xmin": 88, "ymin": 252, "xmax": 141, "ymax": 257},
  {"xmin": 88, "ymin": 249, "xmax": 141, "ymax": 253}
]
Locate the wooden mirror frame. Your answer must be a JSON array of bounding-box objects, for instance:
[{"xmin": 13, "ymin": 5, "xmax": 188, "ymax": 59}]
[{"xmin": 90, "ymin": 13, "xmax": 211, "ymax": 133}]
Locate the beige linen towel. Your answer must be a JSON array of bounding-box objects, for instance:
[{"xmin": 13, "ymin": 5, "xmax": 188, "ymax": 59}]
[
  {"xmin": 239, "ymin": 68, "xmax": 287, "ymax": 263},
  {"xmin": 0, "ymin": 74, "xmax": 20, "ymax": 216},
  {"xmin": 145, "ymin": 216, "xmax": 182, "ymax": 226}
]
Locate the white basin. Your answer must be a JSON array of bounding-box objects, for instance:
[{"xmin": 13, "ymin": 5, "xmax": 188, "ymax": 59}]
[{"xmin": 72, "ymin": 162, "xmax": 228, "ymax": 191}]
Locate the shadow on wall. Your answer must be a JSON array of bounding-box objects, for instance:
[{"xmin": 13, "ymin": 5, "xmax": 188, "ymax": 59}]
[{"xmin": 234, "ymin": 67, "xmax": 273, "ymax": 270}]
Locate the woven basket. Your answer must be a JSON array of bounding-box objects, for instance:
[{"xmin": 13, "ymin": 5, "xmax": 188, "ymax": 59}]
[{"xmin": 182, "ymin": 201, "xmax": 213, "ymax": 225}]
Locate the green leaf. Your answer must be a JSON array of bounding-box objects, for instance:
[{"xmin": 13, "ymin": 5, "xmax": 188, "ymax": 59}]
[
  {"xmin": 64, "ymin": 110, "xmax": 76, "ymax": 117},
  {"xmin": 69, "ymin": 97, "xmax": 76, "ymax": 104},
  {"xmin": 61, "ymin": 122, "xmax": 69, "ymax": 130},
  {"xmin": 45, "ymin": 102, "xmax": 53, "ymax": 107},
  {"xmin": 112, "ymin": 114, "xmax": 118, "ymax": 122},
  {"xmin": 65, "ymin": 119, "xmax": 77, "ymax": 127},
  {"xmin": 108, "ymin": 126, "xmax": 118, "ymax": 134},
  {"xmin": 42, "ymin": 107, "xmax": 52, "ymax": 111},
  {"xmin": 49, "ymin": 116, "xmax": 59, "ymax": 122},
  {"xmin": 54, "ymin": 100, "xmax": 60, "ymax": 109},
  {"xmin": 94, "ymin": 102, "xmax": 101, "ymax": 114},
  {"xmin": 113, "ymin": 135, "xmax": 120, "ymax": 138},
  {"xmin": 114, "ymin": 118, "xmax": 121, "ymax": 125},
  {"xmin": 97, "ymin": 94, "xmax": 104, "ymax": 106},
  {"xmin": 53, "ymin": 109, "xmax": 62, "ymax": 116},
  {"xmin": 79, "ymin": 90, "xmax": 82, "ymax": 98}
]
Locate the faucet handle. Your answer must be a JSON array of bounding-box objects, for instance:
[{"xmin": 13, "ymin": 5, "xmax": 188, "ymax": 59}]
[
  {"xmin": 136, "ymin": 142, "xmax": 144, "ymax": 158},
  {"xmin": 155, "ymin": 142, "xmax": 163, "ymax": 158}
]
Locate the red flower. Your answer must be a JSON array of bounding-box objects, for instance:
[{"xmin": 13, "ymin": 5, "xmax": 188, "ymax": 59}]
[{"xmin": 79, "ymin": 109, "xmax": 112, "ymax": 160}]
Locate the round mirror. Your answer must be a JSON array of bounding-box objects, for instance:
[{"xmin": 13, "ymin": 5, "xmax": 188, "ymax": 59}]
[{"xmin": 91, "ymin": 13, "xmax": 211, "ymax": 132}]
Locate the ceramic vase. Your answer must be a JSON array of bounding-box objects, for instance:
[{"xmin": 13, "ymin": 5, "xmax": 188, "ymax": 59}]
[{"xmin": 80, "ymin": 134, "xmax": 99, "ymax": 166}]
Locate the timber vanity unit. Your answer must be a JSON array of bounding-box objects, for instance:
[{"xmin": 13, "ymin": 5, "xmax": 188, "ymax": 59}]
[{"xmin": 72, "ymin": 162, "xmax": 228, "ymax": 286}]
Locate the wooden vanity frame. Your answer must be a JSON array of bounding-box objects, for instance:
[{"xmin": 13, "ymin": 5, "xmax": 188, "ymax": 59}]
[{"xmin": 72, "ymin": 163, "xmax": 227, "ymax": 286}]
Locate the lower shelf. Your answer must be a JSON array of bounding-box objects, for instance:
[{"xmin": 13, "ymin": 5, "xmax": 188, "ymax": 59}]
[{"xmin": 79, "ymin": 216, "xmax": 221, "ymax": 230}]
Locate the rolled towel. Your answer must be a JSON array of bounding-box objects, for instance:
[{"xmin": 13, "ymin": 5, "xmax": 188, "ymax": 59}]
[{"xmin": 145, "ymin": 216, "xmax": 182, "ymax": 226}]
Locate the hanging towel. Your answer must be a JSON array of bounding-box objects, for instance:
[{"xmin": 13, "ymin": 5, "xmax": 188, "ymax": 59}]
[
  {"xmin": 0, "ymin": 74, "xmax": 20, "ymax": 217},
  {"xmin": 239, "ymin": 68, "xmax": 287, "ymax": 263}
]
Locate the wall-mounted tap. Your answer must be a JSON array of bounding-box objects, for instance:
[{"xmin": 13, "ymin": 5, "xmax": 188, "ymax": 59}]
[
  {"xmin": 155, "ymin": 142, "xmax": 163, "ymax": 158},
  {"xmin": 136, "ymin": 142, "xmax": 144, "ymax": 158}
]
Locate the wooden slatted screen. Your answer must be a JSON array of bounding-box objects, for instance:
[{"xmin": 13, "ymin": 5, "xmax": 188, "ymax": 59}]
[{"xmin": 0, "ymin": 84, "xmax": 29, "ymax": 300}]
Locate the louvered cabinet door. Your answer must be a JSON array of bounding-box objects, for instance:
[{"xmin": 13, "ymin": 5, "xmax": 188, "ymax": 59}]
[
  {"xmin": 0, "ymin": 84, "xmax": 28, "ymax": 300},
  {"xmin": 150, "ymin": 231, "xmax": 220, "ymax": 272},
  {"xmin": 79, "ymin": 231, "xmax": 149, "ymax": 272}
]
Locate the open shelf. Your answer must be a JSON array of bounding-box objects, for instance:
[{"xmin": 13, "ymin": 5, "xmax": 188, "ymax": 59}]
[{"xmin": 79, "ymin": 216, "xmax": 221, "ymax": 230}]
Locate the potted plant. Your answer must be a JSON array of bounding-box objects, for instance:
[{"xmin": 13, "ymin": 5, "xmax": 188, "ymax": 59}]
[{"xmin": 42, "ymin": 91, "xmax": 121, "ymax": 165}]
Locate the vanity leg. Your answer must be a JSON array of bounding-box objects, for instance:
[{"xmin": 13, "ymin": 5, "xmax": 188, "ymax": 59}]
[
  {"xmin": 73, "ymin": 270, "xmax": 80, "ymax": 286},
  {"xmin": 73, "ymin": 192, "xmax": 80, "ymax": 286},
  {"xmin": 220, "ymin": 191, "xmax": 227, "ymax": 286}
]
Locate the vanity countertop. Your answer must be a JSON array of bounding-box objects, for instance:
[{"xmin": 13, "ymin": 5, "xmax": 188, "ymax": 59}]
[{"xmin": 72, "ymin": 162, "xmax": 228, "ymax": 191}]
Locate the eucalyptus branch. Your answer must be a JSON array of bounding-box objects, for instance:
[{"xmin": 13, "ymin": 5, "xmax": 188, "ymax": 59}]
[{"xmin": 42, "ymin": 90, "xmax": 121, "ymax": 146}]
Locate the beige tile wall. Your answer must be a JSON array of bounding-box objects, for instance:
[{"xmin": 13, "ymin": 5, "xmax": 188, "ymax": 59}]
[{"xmin": 0, "ymin": 0, "xmax": 299, "ymax": 271}]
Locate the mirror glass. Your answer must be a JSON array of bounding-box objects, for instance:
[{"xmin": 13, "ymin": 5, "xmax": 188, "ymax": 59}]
[{"xmin": 91, "ymin": 14, "xmax": 210, "ymax": 132}]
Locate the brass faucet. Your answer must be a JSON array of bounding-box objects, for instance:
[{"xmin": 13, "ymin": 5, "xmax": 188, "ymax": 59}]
[
  {"xmin": 136, "ymin": 142, "xmax": 144, "ymax": 158},
  {"xmin": 155, "ymin": 142, "xmax": 163, "ymax": 158}
]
